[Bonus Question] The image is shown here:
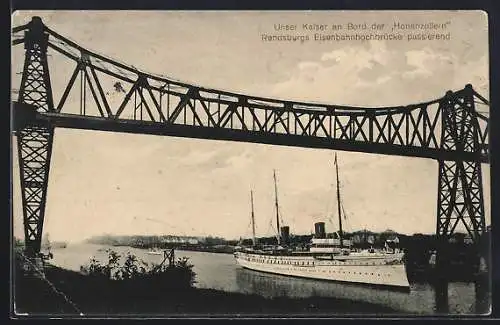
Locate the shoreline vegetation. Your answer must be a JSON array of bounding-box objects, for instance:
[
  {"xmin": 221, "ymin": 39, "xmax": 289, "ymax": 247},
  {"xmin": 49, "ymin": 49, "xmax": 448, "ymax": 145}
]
[{"xmin": 14, "ymin": 248, "xmax": 401, "ymax": 316}]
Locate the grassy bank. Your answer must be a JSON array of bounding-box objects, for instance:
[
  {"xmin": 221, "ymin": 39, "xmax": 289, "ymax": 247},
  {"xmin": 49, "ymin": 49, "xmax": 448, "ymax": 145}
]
[{"xmin": 13, "ymin": 263, "xmax": 400, "ymax": 316}]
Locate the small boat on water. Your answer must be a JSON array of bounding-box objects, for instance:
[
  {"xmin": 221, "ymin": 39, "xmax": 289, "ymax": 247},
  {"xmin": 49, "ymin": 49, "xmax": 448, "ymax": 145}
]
[
  {"xmin": 234, "ymin": 154, "xmax": 410, "ymax": 289},
  {"xmin": 146, "ymin": 248, "xmax": 164, "ymax": 255}
]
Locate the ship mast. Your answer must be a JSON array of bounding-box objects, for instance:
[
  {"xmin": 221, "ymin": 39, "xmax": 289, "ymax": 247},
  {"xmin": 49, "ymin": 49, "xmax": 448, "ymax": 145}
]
[
  {"xmin": 335, "ymin": 153, "xmax": 343, "ymax": 248},
  {"xmin": 273, "ymin": 170, "xmax": 281, "ymax": 245},
  {"xmin": 250, "ymin": 190, "xmax": 256, "ymax": 246}
]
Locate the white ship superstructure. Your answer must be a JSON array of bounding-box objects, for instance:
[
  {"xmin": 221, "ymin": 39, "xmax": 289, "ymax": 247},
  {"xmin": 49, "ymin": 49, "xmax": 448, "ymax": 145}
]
[
  {"xmin": 235, "ymin": 242, "xmax": 409, "ymax": 288},
  {"xmin": 234, "ymin": 154, "xmax": 410, "ymax": 288}
]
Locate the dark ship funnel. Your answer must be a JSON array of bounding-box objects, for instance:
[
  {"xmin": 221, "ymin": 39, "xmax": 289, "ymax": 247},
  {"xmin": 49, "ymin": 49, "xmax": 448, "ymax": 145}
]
[
  {"xmin": 280, "ymin": 226, "xmax": 290, "ymax": 245},
  {"xmin": 314, "ymin": 222, "xmax": 326, "ymax": 239}
]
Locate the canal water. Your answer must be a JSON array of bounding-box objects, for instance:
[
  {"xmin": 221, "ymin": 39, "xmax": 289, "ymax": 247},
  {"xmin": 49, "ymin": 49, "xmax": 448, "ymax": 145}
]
[{"xmin": 49, "ymin": 243, "xmax": 482, "ymax": 315}]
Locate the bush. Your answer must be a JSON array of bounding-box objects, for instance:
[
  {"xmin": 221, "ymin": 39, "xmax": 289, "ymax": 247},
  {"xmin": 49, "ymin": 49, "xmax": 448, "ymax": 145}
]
[{"xmin": 80, "ymin": 249, "xmax": 196, "ymax": 291}]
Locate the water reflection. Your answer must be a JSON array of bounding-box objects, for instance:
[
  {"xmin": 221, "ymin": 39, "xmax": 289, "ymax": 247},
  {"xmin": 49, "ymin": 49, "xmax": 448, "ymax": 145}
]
[
  {"xmin": 234, "ymin": 266, "xmax": 476, "ymax": 314},
  {"xmin": 49, "ymin": 244, "xmax": 479, "ymax": 315},
  {"xmin": 433, "ymin": 281, "xmax": 449, "ymax": 314},
  {"xmin": 474, "ymin": 274, "xmax": 491, "ymax": 314},
  {"xmin": 236, "ymin": 267, "xmax": 419, "ymax": 313}
]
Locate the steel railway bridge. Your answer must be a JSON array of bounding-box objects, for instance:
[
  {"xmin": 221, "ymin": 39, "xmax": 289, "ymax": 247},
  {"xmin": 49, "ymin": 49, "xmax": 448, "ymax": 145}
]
[{"xmin": 12, "ymin": 17, "xmax": 490, "ymax": 257}]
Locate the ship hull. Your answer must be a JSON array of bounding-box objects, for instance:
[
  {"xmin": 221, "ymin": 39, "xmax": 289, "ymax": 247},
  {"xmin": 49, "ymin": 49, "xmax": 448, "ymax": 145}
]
[{"xmin": 234, "ymin": 251, "xmax": 410, "ymax": 288}]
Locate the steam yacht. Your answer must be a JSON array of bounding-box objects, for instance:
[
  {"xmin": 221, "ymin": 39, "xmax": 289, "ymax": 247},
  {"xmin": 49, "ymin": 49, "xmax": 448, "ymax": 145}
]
[{"xmin": 234, "ymin": 154, "xmax": 410, "ymax": 288}]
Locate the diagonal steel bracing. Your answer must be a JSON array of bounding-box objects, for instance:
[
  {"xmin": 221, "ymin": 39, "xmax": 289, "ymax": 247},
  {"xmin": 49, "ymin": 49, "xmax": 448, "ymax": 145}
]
[
  {"xmin": 11, "ymin": 17, "xmax": 490, "ymax": 256},
  {"xmin": 12, "ymin": 16, "xmax": 488, "ymax": 162},
  {"xmin": 437, "ymin": 87, "xmax": 486, "ymax": 243},
  {"xmin": 15, "ymin": 17, "xmax": 55, "ymax": 257}
]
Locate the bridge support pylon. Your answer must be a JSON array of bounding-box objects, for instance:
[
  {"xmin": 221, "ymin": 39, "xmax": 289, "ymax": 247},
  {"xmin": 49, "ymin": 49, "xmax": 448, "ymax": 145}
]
[
  {"xmin": 436, "ymin": 85, "xmax": 486, "ymax": 245},
  {"xmin": 435, "ymin": 85, "xmax": 489, "ymax": 312},
  {"xmin": 15, "ymin": 16, "xmax": 55, "ymax": 258}
]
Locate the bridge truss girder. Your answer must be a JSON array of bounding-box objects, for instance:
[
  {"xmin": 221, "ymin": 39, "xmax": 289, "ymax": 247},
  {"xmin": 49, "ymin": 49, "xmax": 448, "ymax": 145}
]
[
  {"xmin": 11, "ymin": 17, "xmax": 490, "ymax": 256},
  {"xmin": 12, "ymin": 17, "xmax": 488, "ymax": 163}
]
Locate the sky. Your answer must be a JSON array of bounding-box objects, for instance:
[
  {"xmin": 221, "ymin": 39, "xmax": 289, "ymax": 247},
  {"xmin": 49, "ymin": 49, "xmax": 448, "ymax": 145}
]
[{"xmin": 11, "ymin": 11, "xmax": 491, "ymax": 242}]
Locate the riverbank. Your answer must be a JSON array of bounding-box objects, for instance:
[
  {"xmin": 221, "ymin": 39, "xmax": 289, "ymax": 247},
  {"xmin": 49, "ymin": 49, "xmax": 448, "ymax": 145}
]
[
  {"xmin": 14, "ymin": 263, "xmax": 400, "ymax": 316},
  {"xmin": 129, "ymin": 244, "xmax": 235, "ymax": 255}
]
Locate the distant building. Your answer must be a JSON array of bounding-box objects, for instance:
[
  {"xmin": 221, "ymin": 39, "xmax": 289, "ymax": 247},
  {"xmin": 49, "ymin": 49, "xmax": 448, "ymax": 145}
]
[
  {"xmin": 187, "ymin": 238, "xmax": 199, "ymax": 245},
  {"xmin": 161, "ymin": 236, "xmax": 199, "ymax": 244},
  {"xmin": 464, "ymin": 236, "xmax": 474, "ymax": 244},
  {"xmin": 352, "ymin": 234, "xmax": 362, "ymax": 244},
  {"xmin": 386, "ymin": 235, "xmax": 399, "ymax": 243}
]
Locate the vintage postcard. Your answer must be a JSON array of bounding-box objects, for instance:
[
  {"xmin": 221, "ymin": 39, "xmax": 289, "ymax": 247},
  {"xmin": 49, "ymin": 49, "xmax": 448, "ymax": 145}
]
[{"xmin": 11, "ymin": 10, "xmax": 491, "ymax": 317}]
